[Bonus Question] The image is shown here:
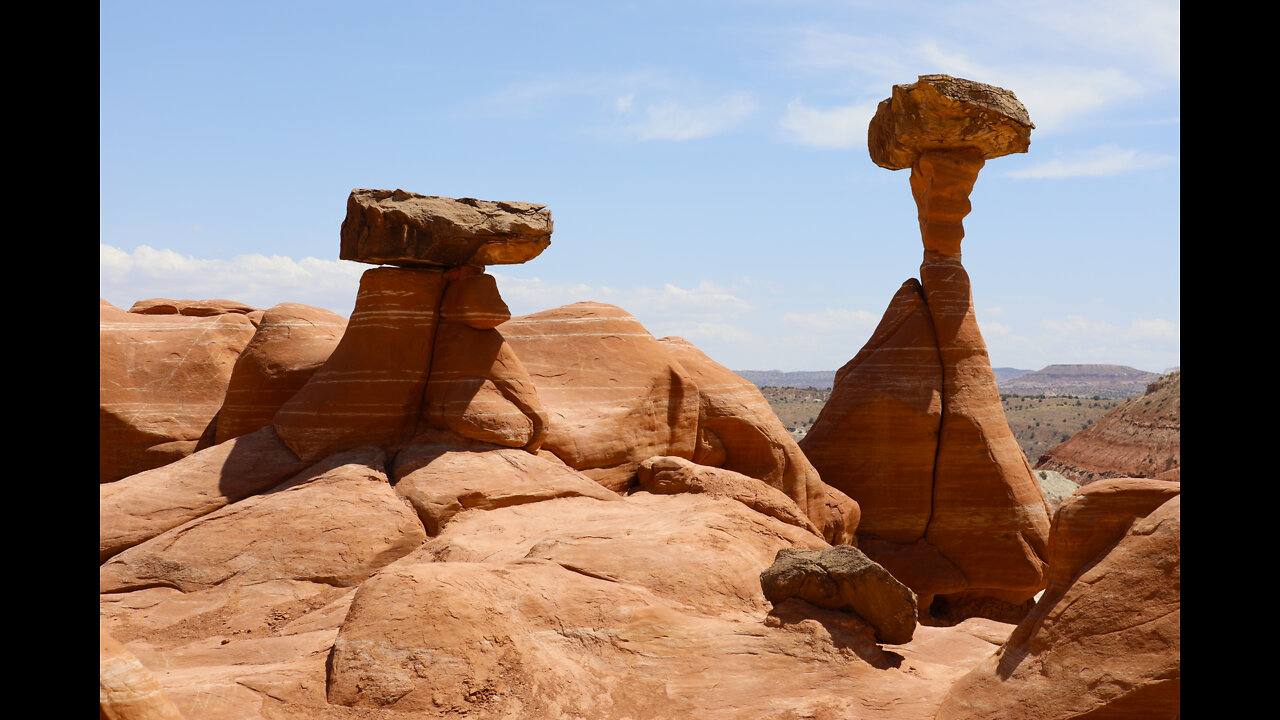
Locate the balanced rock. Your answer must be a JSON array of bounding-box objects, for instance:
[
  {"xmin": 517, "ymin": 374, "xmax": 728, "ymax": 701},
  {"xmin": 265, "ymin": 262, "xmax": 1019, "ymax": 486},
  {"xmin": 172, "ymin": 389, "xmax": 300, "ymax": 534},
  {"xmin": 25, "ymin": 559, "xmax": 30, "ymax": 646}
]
[
  {"xmin": 100, "ymin": 299, "xmax": 257, "ymax": 483},
  {"xmin": 801, "ymin": 77, "xmax": 1051, "ymax": 612},
  {"xmin": 340, "ymin": 189, "xmax": 552, "ymax": 267},
  {"xmin": 759, "ymin": 546, "xmax": 917, "ymax": 644},
  {"xmin": 936, "ymin": 484, "xmax": 1180, "ymax": 720},
  {"xmin": 213, "ymin": 302, "xmax": 347, "ymax": 444}
]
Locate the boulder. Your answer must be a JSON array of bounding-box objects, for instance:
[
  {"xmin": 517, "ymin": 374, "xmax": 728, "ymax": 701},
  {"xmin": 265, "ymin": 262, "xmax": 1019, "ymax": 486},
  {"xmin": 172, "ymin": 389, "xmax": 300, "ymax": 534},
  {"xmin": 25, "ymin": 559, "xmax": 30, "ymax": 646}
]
[
  {"xmin": 499, "ymin": 302, "xmax": 700, "ymax": 481},
  {"xmin": 100, "ymin": 299, "xmax": 257, "ymax": 483},
  {"xmin": 129, "ymin": 297, "xmax": 262, "ymax": 318},
  {"xmin": 659, "ymin": 336, "xmax": 859, "ymax": 545},
  {"xmin": 273, "ymin": 267, "xmax": 446, "ymax": 462},
  {"xmin": 759, "ymin": 546, "xmax": 918, "ymax": 644},
  {"xmin": 935, "ymin": 489, "xmax": 1180, "ymax": 720},
  {"xmin": 340, "ymin": 189, "xmax": 552, "ymax": 267},
  {"xmin": 100, "ymin": 425, "xmax": 307, "ymax": 562},
  {"xmin": 213, "ymin": 303, "xmax": 347, "ymax": 444}
]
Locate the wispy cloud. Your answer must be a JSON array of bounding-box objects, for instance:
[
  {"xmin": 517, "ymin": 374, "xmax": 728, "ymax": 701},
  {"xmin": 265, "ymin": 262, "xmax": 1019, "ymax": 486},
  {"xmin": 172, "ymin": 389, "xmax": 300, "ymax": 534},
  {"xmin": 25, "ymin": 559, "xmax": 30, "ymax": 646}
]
[
  {"xmin": 779, "ymin": 99, "xmax": 880, "ymax": 148},
  {"xmin": 100, "ymin": 244, "xmax": 365, "ymax": 315},
  {"xmin": 626, "ymin": 93, "xmax": 758, "ymax": 141},
  {"xmin": 1008, "ymin": 144, "xmax": 1177, "ymax": 179},
  {"xmin": 983, "ymin": 314, "xmax": 1179, "ymax": 371},
  {"xmin": 781, "ymin": 307, "xmax": 879, "ymax": 332}
]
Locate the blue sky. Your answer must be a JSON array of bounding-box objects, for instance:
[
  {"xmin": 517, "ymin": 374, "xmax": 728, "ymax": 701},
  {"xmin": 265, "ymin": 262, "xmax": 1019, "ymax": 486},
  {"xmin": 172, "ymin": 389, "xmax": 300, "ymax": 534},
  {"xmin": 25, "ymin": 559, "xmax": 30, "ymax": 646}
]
[{"xmin": 100, "ymin": 1, "xmax": 1179, "ymax": 372}]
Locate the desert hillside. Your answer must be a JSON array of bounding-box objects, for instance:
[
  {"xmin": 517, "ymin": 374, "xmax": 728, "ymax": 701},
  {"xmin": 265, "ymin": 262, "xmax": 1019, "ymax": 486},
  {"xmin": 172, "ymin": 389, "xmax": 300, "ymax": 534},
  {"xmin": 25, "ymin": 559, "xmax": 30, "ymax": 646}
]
[{"xmin": 1035, "ymin": 371, "xmax": 1181, "ymax": 484}]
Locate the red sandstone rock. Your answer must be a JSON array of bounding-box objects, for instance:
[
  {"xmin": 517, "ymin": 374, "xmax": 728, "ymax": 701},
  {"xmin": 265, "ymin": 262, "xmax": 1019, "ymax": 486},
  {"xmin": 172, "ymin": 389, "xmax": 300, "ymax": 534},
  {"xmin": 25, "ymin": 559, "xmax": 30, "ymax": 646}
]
[
  {"xmin": 100, "ymin": 299, "xmax": 257, "ymax": 483},
  {"xmin": 129, "ymin": 297, "xmax": 261, "ymax": 318},
  {"xmin": 391, "ymin": 442, "xmax": 620, "ymax": 534},
  {"xmin": 637, "ymin": 455, "xmax": 822, "ymax": 538},
  {"xmin": 1036, "ymin": 371, "xmax": 1181, "ymax": 485},
  {"xmin": 421, "ymin": 268, "xmax": 548, "ymax": 450},
  {"xmin": 499, "ymin": 302, "xmax": 700, "ymax": 481},
  {"xmin": 100, "ymin": 426, "xmax": 307, "ymax": 562},
  {"xmin": 100, "ymin": 446, "xmax": 425, "ymax": 594},
  {"xmin": 800, "ymin": 279, "xmax": 941, "ymax": 544},
  {"xmin": 100, "ymin": 627, "xmax": 184, "ymax": 720},
  {"xmin": 340, "ymin": 189, "xmax": 552, "ymax": 267},
  {"xmin": 213, "ymin": 303, "xmax": 347, "ymax": 444},
  {"xmin": 920, "ymin": 252, "xmax": 1051, "ymax": 604},
  {"xmin": 273, "ymin": 267, "xmax": 446, "ymax": 462},
  {"xmin": 659, "ymin": 336, "xmax": 859, "ymax": 545},
  {"xmin": 935, "ymin": 487, "xmax": 1180, "ymax": 720}
]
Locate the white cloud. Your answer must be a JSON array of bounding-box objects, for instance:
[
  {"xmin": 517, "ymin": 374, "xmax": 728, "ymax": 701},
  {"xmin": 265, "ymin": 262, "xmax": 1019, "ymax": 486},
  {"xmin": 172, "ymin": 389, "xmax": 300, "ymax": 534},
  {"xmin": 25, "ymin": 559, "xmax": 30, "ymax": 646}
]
[
  {"xmin": 781, "ymin": 308, "xmax": 878, "ymax": 332},
  {"xmin": 628, "ymin": 93, "xmax": 758, "ymax": 141},
  {"xmin": 1008, "ymin": 145, "xmax": 1177, "ymax": 179},
  {"xmin": 99, "ymin": 243, "xmax": 365, "ymax": 315},
  {"xmin": 492, "ymin": 274, "xmax": 752, "ymax": 320},
  {"xmin": 984, "ymin": 314, "xmax": 1180, "ymax": 371},
  {"xmin": 779, "ymin": 99, "xmax": 880, "ymax": 148}
]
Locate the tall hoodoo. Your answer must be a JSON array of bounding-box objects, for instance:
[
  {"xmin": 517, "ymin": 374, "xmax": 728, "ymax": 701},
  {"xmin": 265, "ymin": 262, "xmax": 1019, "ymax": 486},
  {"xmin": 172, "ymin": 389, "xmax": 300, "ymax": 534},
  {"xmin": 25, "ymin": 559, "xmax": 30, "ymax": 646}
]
[{"xmin": 802, "ymin": 75, "xmax": 1050, "ymax": 616}]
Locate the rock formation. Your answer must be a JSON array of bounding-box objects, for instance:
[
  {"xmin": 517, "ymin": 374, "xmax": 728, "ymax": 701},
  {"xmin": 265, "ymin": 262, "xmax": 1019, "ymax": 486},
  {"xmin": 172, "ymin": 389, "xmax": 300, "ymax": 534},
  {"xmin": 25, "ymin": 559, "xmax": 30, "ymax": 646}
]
[
  {"xmin": 760, "ymin": 545, "xmax": 918, "ymax": 644},
  {"xmin": 935, "ymin": 478, "xmax": 1180, "ymax": 719},
  {"xmin": 801, "ymin": 75, "xmax": 1051, "ymax": 614},
  {"xmin": 100, "ymin": 299, "xmax": 258, "ymax": 482},
  {"xmin": 1036, "ymin": 371, "xmax": 1181, "ymax": 484}
]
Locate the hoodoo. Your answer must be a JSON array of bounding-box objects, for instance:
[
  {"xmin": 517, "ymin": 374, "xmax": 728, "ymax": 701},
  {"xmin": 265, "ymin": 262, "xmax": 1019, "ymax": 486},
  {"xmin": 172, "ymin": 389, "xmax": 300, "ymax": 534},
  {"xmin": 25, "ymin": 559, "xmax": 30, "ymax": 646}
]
[{"xmin": 801, "ymin": 75, "xmax": 1052, "ymax": 616}]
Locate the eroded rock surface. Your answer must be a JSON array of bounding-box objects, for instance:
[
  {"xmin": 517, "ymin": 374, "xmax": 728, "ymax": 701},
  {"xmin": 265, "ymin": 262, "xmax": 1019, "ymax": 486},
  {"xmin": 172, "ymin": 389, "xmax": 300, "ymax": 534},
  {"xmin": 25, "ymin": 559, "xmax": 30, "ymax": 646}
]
[
  {"xmin": 760, "ymin": 545, "xmax": 918, "ymax": 644},
  {"xmin": 340, "ymin": 189, "xmax": 552, "ymax": 267},
  {"xmin": 935, "ymin": 482, "xmax": 1180, "ymax": 720},
  {"xmin": 101, "ymin": 299, "xmax": 258, "ymax": 483}
]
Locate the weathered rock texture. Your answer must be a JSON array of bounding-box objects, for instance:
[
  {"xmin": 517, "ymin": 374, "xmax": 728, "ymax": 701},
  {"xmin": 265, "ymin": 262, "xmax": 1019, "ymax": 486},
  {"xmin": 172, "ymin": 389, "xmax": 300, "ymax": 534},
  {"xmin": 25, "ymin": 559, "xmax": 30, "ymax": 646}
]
[
  {"xmin": 212, "ymin": 303, "xmax": 347, "ymax": 444},
  {"xmin": 100, "ymin": 628, "xmax": 184, "ymax": 720},
  {"xmin": 802, "ymin": 76, "xmax": 1049, "ymax": 612},
  {"xmin": 659, "ymin": 335, "xmax": 859, "ymax": 545},
  {"xmin": 1036, "ymin": 371, "xmax": 1181, "ymax": 485},
  {"xmin": 499, "ymin": 302, "xmax": 701, "ymax": 484},
  {"xmin": 129, "ymin": 297, "xmax": 262, "ymax": 320},
  {"xmin": 760, "ymin": 546, "xmax": 918, "ymax": 644},
  {"xmin": 272, "ymin": 267, "xmax": 447, "ymax": 462},
  {"xmin": 340, "ymin": 189, "xmax": 552, "ymax": 267},
  {"xmin": 100, "ymin": 299, "xmax": 258, "ymax": 483},
  {"xmin": 935, "ymin": 480, "xmax": 1180, "ymax": 719}
]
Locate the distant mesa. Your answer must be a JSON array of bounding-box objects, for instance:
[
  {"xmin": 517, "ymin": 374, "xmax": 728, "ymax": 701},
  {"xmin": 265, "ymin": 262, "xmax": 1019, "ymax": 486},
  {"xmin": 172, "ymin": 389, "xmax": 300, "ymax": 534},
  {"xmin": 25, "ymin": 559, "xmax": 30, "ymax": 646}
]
[
  {"xmin": 1000, "ymin": 363, "xmax": 1161, "ymax": 399},
  {"xmin": 340, "ymin": 188, "xmax": 552, "ymax": 267}
]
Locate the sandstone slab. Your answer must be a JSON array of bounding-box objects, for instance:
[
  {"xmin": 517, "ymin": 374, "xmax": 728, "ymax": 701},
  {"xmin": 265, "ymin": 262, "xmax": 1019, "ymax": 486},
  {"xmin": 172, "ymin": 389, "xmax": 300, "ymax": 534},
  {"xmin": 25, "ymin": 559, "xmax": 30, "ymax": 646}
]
[
  {"xmin": 100, "ymin": 425, "xmax": 307, "ymax": 563},
  {"xmin": 340, "ymin": 189, "xmax": 552, "ymax": 267},
  {"xmin": 100, "ymin": 627, "xmax": 184, "ymax": 720},
  {"xmin": 100, "ymin": 447, "xmax": 426, "ymax": 594}
]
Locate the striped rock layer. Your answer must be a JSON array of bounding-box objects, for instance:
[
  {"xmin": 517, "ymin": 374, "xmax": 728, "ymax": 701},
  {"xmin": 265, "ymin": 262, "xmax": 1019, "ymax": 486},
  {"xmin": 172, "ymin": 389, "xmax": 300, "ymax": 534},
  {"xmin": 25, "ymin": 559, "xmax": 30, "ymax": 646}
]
[
  {"xmin": 213, "ymin": 303, "xmax": 348, "ymax": 444},
  {"xmin": 100, "ymin": 300, "xmax": 258, "ymax": 483},
  {"xmin": 802, "ymin": 257, "xmax": 1051, "ymax": 608}
]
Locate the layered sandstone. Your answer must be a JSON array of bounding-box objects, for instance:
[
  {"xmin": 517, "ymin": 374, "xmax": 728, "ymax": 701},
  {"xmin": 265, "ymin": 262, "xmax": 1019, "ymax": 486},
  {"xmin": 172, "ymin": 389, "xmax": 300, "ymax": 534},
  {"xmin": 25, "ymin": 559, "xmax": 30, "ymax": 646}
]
[
  {"xmin": 213, "ymin": 302, "xmax": 347, "ymax": 444},
  {"xmin": 100, "ymin": 299, "xmax": 257, "ymax": 483},
  {"xmin": 1036, "ymin": 371, "xmax": 1181, "ymax": 485},
  {"xmin": 802, "ymin": 75, "xmax": 1049, "ymax": 612},
  {"xmin": 340, "ymin": 189, "xmax": 552, "ymax": 267},
  {"xmin": 935, "ymin": 480, "xmax": 1180, "ymax": 719}
]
